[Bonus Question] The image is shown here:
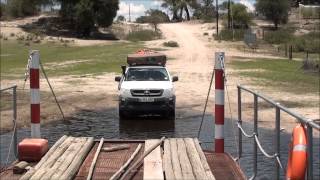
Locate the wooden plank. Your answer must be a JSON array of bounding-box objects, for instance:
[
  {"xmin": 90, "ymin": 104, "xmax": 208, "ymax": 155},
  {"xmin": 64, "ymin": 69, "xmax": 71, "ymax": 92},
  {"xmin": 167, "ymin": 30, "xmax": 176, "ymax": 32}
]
[
  {"xmin": 143, "ymin": 139, "xmax": 164, "ymax": 180},
  {"xmin": 24, "ymin": 137, "xmax": 75, "ymax": 180},
  {"xmin": 101, "ymin": 144, "xmax": 130, "ymax": 152},
  {"xmin": 184, "ymin": 138, "xmax": 208, "ymax": 180},
  {"xmin": 59, "ymin": 137, "xmax": 94, "ymax": 180},
  {"xmin": 163, "ymin": 139, "xmax": 175, "ymax": 180},
  {"xmin": 177, "ymin": 138, "xmax": 195, "ymax": 180},
  {"xmin": 120, "ymin": 137, "xmax": 165, "ymax": 180},
  {"xmin": 169, "ymin": 138, "xmax": 183, "ymax": 180},
  {"xmin": 87, "ymin": 138, "xmax": 104, "ymax": 180},
  {"xmin": 193, "ymin": 139, "xmax": 215, "ymax": 180},
  {"xmin": 49, "ymin": 137, "xmax": 87, "ymax": 179}
]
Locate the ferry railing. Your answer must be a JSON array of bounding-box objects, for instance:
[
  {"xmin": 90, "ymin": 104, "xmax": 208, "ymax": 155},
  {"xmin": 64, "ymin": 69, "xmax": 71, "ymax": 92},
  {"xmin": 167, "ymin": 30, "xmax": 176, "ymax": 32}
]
[
  {"xmin": 0, "ymin": 85, "xmax": 18, "ymax": 158},
  {"xmin": 236, "ymin": 85, "xmax": 320, "ymax": 180}
]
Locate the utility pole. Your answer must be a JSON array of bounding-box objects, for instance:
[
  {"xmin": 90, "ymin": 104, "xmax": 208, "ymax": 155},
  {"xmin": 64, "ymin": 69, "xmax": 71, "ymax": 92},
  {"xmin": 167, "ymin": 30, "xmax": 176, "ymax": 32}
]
[
  {"xmin": 129, "ymin": 0, "xmax": 131, "ymax": 22},
  {"xmin": 216, "ymin": 0, "xmax": 219, "ymax": 37},
  {"xmin": 228, "ymin": 0, "xmax": 231, "ymax": 29}
]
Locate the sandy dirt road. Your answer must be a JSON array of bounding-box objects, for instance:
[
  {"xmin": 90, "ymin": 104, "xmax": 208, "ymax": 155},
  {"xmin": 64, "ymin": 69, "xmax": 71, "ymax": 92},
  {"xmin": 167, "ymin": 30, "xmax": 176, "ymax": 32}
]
[{"xmin": 1, "ymin": 22, "xmax": 318, "ymax": 133}]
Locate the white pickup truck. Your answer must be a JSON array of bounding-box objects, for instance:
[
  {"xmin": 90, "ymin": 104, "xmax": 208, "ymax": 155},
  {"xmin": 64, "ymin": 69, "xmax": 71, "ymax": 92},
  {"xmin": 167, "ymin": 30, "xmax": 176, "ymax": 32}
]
[{"xmin": 115, "ymin": 50, "xmax": 178, "ymax": 119}]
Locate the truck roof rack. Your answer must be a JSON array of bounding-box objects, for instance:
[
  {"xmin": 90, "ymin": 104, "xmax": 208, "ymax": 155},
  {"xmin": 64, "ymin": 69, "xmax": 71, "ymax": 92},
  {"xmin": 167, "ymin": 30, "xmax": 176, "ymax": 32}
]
[{"xmin": 127, "ymin": 49, "xmax": 167, "ymax": 66}]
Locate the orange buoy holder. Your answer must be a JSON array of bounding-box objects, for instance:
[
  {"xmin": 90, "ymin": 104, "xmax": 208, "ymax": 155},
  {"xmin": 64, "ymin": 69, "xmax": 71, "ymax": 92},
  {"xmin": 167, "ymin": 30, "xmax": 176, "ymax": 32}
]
[{"xmin": 286, "ymin": 124, "xmax": 308, "ymax": 180}]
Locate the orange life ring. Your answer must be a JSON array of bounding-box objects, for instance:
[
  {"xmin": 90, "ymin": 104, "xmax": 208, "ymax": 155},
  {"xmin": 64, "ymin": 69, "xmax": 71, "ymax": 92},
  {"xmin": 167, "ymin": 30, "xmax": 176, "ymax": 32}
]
[{"xmin": 286, "ymin": 124, "xmax": 307, "ymax": 180}]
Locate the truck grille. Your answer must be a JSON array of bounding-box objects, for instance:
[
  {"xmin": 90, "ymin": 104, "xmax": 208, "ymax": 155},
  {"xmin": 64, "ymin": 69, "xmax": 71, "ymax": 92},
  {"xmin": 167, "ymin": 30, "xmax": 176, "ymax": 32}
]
[{"xmin": 130, "ymin": 89, "xmax": 163, "ymax": 97}]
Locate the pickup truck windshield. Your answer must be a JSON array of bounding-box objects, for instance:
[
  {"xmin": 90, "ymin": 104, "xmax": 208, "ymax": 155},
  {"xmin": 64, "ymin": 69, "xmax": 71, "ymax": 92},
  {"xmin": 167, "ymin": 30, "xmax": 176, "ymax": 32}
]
[{"xmin": 125, "ymin": 68, "xmax": 169, "ymax": 81}]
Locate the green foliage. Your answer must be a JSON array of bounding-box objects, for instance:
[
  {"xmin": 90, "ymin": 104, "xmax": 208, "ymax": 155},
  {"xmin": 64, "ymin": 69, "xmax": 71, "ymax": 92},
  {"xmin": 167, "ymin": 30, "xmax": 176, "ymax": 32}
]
[
  {"xmin": 216, "ymin": 29, "xmax": 245, "ymax": 41},
  {"xmin": 0, "ymin": 3, "xmax": 5, "ymax": 18},
  {"xmin": 264, "ymin": 29, "xmax": 320, "ymax": 53},
  {"xmin": 256, "ymin": 0, "xmax": 290, "ymax": 29},
  {"xmin": 136, "ymin": 9, "xmax": 169, "ymax": 31},
  {"xmin": 126, "ymin": 30, "xmax": 162, "ymax": 42},
  {"xmin": 162, "ymin": 0, "xmax": 198, "ymax": 21},
  {"xmin": 264, "ymin": 29, "xmax": 294, "ymax": 44},
  {"xmin": 229, "ymin": 3, "xmax": 252, "ymax": 28},
  {"xmin": 59, "ymin": 0, "xmax": 119, "ymax": 37},
  {"xmin": 116, "ymin": 15, "xmax": 126, "ymax": 22},
  {"xmin": 301, "ymin": 6, "xmax": 320, "ymax": 19},
  {"xmin": 192, "ymin": 0, "xmax": 215, "ymax": 21},
  {"xmin": 6, "ymin": 0, "xmax": 41, "ymax": 18},
  {"xmin": 290, "ymin": 32, "xmax": 320, "ymax": 53},
  {"xmin": 163, "ymin": 41, "xmax": 179, "ymax": 47}
]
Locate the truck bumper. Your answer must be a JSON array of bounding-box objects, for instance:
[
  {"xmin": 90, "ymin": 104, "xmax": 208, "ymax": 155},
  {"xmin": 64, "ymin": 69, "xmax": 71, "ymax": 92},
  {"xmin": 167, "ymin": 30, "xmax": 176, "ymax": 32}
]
[{"xmin": 119, "ymin": 96, "xmax": 175, "ymax": 114}]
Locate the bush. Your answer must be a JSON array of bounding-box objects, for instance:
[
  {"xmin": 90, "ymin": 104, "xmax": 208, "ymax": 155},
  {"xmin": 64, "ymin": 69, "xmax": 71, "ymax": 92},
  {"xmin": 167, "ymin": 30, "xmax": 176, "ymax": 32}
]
[
  {"xmin": 216, "ymin": 29, "xmax": 245, "ymax": 41},
  {"xmin": 291, "ymin": 32, "xmax": 320, "ymax": 53},
  {"xmin": 163, "ymin": 41, "xmax": 179, "ymax": 47},
  {"xmin": 10, "ymin": 33, "xmax": 15, "ymax": 37},
  {"xmin": 126, "ymin": 30, "xmax": 161, "ymax": 42},
  {"xmin": 264, "ymin": 29, "xmax": 293, "ymax": 44},
  {"xmin": 203, "ymin": 32, "xmax": 209, "ymax": 36},
  {"xmin": 301, "ymin": 6, "xmax": 320, "ymax": 19}
]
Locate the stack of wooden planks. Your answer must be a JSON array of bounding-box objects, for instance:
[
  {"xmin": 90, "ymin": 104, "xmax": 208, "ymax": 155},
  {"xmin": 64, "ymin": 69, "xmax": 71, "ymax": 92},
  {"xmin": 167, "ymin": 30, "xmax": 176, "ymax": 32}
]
[
  {"xmin": 145, "ymin": 138, "xmax": 216, "ymax": 180},
  {"xmin": 19, "ymin": 135, "xmax": 94, "ymax": 180}
]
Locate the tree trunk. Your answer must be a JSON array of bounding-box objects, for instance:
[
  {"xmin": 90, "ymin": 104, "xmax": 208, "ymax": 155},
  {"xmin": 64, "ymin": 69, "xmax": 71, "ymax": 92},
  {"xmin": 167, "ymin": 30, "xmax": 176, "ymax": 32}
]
[
  {"xmin": 179, "ymin": 7, "xmax": 183, "ymax": 21},
  {"xmin": 184, "ymin": 5, "xmax": 190, "ymax": 21}
]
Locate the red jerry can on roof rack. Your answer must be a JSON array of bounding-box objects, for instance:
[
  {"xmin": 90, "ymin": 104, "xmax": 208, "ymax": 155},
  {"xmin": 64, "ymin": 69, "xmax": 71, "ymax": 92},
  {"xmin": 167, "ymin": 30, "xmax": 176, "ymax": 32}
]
[{"xmin": 127, "ymin": 49, "xmax": 167, "ymax": 66}]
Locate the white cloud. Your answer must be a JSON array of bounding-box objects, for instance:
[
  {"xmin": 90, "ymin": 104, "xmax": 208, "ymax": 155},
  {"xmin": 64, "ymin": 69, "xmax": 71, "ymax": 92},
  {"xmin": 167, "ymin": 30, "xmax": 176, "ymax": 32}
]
[
  {"xmin": 239, "ymin": 0, "xmax": 255, "ymax": 12},
  {"xmin": 117, "ymin": 2, "xmax": 146, "ymax": 20}
]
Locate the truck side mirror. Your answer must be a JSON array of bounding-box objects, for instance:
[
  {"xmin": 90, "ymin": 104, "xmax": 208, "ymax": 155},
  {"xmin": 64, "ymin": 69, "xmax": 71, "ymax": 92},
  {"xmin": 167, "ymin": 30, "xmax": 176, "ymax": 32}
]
[
  {"xmin": 115, "ymin": 76, "xmax": 121, "ymax": 82},
  {"xmin": 172, "ymin": 76, "xmax": 178, "ymax": 82},
  {"xmin": 121, "ymin": 65, "xmax": 126, "ymax": 76}
]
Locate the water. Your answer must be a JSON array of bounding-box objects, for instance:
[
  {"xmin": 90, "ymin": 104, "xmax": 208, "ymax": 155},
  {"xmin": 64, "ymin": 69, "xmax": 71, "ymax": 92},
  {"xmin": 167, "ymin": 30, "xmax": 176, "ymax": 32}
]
[{"xmin": 1, "ymin": 108, "xmax": 319, "ymax": 179}]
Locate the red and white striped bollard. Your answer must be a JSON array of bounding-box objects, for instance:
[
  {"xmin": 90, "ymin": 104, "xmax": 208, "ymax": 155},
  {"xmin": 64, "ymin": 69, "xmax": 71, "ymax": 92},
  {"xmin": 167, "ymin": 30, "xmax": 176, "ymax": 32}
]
[
  {"xmin": 30, "ymin": 50, "xmax": 41, "ymax": 138},
  {"xmin": 214, "ymin": 52, "xmax": 225, "ymax": 153}
]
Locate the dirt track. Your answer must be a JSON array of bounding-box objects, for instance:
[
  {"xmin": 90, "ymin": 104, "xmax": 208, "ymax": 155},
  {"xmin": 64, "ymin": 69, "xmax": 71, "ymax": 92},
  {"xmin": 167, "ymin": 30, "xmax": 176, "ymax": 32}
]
[{"xmin": 1, "ymin": 22, "xmax": 319, "ymax": 133}]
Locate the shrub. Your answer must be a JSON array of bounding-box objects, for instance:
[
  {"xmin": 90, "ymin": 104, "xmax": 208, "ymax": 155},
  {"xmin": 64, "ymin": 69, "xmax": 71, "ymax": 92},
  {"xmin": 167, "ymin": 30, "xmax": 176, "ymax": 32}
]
[
  {"xmin": 203, "ymin": 32, "xmax": 209, "ymax": 36},
  {"xmin": 291, "ymin": 32, "xmax": 320, "ymax": 53},
  {"xmin": 163, "ymin": 41, "xmax": 179, "ymax": 47},
  {"xmin": 3, "ymin": 36, "xmax": 8, "ymax": 40},
  {"xmin": 33, "ymin": 39, "xmax": 41, "ymax": 43},
  {"xmin": 216, "ymin": 29, "xmax": 245, "ymax": 41},
  {"xmin": 10, "ymin": 33, "xmax": 15, "ymax": 37},
  {"xmin": 16, "ymin": 35, "xmax": 25, "ymax": 41},
  {"xmin": 264, "ymin": 29, "xmax": 293, "ymax": 44},
  {"xmin": 126, "ymin": 30, "xmax": 161, "ymax": 42}
]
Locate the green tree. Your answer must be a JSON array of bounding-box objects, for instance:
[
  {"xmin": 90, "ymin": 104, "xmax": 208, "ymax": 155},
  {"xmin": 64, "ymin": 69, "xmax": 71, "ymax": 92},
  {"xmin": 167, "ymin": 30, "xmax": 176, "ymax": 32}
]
[
  {"xmin": 0, "ymin": 3, "xmax": 6, "ymax": 18},
  {"xmin": 147, "ymin": 9, "xmax": 170, "ymax": 31},
  {"xmin": 256, "ymin": 0, "xmax": 290, "ymax": 29},
  {"xmin": 136, "ymin": 9, "xmax": 169, "ymax": 31},
  {"xmin": 230, "ymin": 3, "xmax": 252, "ymax": 29},
  {"xmin": 192, "ymin": 0, "xmax": 215, "ymax": 21},
  {"xmin": 6, "ymin": 0, "xmax": 39, "ymax": 17},
  {"xmin": 162, "ymin": 0, "xmax": 197, "ymax": 21},
  {"xmin": 59, "ymin": 0, "xmax": 119, "ymax": 37},
  {"xmin": 117, "ymin": 15, "xmax": 126, "ymax": 22}
]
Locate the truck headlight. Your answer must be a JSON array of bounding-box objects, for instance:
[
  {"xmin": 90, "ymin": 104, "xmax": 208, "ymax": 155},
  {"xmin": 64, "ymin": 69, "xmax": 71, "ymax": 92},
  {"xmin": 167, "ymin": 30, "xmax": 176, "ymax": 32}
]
[{"xmin": 120, "ymin": 88, "xmax": 130, "ymax": 96}]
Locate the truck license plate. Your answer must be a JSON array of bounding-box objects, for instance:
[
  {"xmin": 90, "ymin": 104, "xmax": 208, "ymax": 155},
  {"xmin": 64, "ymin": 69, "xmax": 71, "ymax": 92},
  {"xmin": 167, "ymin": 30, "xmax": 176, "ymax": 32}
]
[{"xmin": 140, "ymin": 97, "xmax": 154, "ymax": 102}]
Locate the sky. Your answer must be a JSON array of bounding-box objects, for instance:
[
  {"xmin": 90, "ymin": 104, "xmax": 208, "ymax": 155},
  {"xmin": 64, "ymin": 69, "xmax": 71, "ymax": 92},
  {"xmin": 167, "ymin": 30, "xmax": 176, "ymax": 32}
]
[{"xmin": 118, "ymin": 0, "xmax": 256, "ymax": 21}]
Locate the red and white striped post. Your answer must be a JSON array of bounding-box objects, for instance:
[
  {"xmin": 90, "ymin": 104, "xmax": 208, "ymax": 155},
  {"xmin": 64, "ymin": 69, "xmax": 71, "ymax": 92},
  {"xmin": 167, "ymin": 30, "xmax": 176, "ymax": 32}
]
[
  {"xmin": 214, "ymin": 52, "xmax": 225, "ymax": 153},
  {"xmin": 30, "ymin": 50, "xmax": 41, "ymax": 138}
]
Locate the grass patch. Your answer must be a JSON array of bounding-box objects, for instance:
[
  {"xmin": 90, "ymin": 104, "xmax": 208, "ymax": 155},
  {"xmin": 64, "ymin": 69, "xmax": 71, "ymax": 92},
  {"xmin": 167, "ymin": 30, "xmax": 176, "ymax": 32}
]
[
  {"xmin": 1, "ymin": 40, "xmax": 144, "ymax": 78},
  {"xmin": 163, "ymin": 41, "xmax": 179, "ymax": 47},
  {"xmin": 215, "ymin": 29, "xmax": 245, "ymax": 41},
  {"xmin": 126, "ymin": 30, "xmax": 161, "ymax": 42},
  {"xmin": 230, "ymin": 58, "xmax": 320, "ymax": 94}
]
